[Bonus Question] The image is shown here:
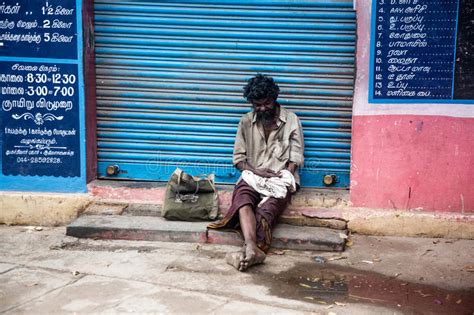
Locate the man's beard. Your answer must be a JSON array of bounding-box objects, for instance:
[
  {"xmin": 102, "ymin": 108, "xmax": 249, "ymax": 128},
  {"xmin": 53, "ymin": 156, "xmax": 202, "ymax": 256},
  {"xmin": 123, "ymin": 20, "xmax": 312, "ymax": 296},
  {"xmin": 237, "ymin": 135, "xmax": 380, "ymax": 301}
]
[{"xmin": 256, "ymin": 107, "xmax": 277, "ymax": 126}]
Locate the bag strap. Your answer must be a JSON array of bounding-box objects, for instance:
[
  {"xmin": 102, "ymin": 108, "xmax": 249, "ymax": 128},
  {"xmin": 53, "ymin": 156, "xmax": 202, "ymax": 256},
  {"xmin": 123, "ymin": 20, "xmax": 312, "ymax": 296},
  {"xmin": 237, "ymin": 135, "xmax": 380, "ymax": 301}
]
[
  {"xmin": 194, "ymin": 173, "xmax": 216, "ymax": 193},
  {"xmin": 176, "ymin": 170, "xmax": 200, "ymax": 202}
]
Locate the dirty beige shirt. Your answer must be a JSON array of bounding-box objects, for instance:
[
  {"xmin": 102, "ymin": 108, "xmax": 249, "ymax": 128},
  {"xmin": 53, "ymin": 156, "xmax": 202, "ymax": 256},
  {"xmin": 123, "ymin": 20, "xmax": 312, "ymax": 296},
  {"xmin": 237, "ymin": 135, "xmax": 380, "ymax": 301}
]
[{"xmin": 233, "ymin": 106, "xmax": 304, "ymax": 185}]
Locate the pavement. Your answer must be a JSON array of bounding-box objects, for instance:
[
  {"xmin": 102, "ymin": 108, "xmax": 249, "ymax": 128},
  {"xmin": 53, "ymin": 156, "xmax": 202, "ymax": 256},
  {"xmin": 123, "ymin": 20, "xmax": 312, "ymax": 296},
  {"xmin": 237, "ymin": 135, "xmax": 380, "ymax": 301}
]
[{"xmin": 0, "ymin": 225, "xmax": 473, "ymax": 314}]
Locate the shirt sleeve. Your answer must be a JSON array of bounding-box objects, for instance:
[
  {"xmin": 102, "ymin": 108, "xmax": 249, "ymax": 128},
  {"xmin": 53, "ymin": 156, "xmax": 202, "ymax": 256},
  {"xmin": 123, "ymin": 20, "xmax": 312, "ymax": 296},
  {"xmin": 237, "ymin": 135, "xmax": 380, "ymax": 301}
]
[
  {"xmin": 289, "ymin": 115, "xmax": 304, "ymax": 167},
  {"xmin": 233, "ymin": 118, "xmax": 247, "ymax": 166}
]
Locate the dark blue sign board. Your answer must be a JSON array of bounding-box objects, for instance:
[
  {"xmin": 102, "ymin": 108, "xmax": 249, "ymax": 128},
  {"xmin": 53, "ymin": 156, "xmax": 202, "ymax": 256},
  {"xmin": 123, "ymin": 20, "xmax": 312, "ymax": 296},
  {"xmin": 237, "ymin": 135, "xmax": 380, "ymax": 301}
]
[
  {"xmin": 0, "ymin": 0, "xmax": 85, "ymax": 192},
  {"xmin": 0, "ymin": 0, "xmax": 77, "ymax": 59},
  {"xmin": 1, "ymin": 61, "xmax": 80, "ymax": 177},
  {"xmin": 369, "ymin": 0, "xmax": 474, "ymax": 103}
]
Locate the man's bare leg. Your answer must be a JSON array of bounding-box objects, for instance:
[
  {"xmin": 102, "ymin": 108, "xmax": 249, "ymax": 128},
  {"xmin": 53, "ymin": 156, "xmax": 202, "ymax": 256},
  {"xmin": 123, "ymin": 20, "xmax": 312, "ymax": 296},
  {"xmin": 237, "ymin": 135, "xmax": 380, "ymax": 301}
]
[
  {"xmin": 224, "ymin": 205, "xmax": 252, "ymax": 270},
  {"xmin": 237, "ymin": 205, "xmax": 266, "ymax": 271}
]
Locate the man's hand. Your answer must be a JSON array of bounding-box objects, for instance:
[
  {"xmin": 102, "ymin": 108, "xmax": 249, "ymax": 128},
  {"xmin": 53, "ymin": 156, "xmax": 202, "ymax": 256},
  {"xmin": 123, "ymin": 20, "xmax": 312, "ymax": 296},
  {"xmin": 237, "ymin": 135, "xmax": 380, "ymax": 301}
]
[
  {"xmin": 236, "ymin": 162, "xmax": 280, "ymax": 178},
  {"xmin": 253, "ymin": 168, "xmax": 280, "ymax": 178}
]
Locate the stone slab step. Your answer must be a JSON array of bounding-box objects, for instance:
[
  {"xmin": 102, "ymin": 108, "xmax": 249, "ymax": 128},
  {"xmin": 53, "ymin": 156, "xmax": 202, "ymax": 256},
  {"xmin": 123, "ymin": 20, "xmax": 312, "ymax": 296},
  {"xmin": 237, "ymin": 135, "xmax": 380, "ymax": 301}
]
[
  {"xmin": 67, "ymin": 215, "xmax": 346, "ymax": 252},
  {"xmin": 67, "ymin": 215, "xmax": 208, "ymax": 243},
  {"xmin": 207, "ymin": 226, "xmax": 346, "ymax": 252},
  {"xmin": 83, "ymin": 201, "xmax": 348, "ymax": 230},
  {"xmin": 272, "ymin": 225, "xmax": 346, "ymax": 251}
]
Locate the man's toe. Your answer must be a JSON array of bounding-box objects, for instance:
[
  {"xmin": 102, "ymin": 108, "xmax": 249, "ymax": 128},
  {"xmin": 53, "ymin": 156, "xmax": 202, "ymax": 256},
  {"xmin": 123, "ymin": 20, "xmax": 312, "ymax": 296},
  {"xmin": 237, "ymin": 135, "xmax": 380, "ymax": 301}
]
[
  {"xmin": 226, "ymin": 252, "xmax": 244, "ymax": 270},
  {"xmin": 240, "ymin": 260, "xmax": 248, "ymax": 271}
]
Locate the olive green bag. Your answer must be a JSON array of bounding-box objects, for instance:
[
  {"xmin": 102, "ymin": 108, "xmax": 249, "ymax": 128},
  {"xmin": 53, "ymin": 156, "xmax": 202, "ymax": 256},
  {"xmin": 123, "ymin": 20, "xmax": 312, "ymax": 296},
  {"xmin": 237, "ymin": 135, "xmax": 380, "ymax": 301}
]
[{"xmin": 162, "ymin": 168, "xmax": 218, "ymax": 221}]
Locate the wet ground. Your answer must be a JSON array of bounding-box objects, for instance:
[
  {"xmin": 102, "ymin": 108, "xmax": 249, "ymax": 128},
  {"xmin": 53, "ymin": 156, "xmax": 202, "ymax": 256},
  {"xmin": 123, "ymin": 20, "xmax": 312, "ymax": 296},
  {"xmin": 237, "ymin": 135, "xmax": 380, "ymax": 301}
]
[
  {"xmin": 252, "ymin": 262, "xmax": 474, "ymax": 314},
  {"xmin": 1, "ymin": 226, "xmax": 473, "ymax": 314}
]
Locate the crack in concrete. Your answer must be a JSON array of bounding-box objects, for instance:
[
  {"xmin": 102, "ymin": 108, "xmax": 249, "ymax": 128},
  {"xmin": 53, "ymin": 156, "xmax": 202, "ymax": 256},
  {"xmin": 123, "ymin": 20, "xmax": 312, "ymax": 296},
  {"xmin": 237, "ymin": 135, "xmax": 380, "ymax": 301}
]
[
  {"xmin": 71, "ymin": 271, "xmax": 315, "ymax": 313},
  {"xmin": 50, "ymin": 238, "xmax": 220, "ymax": 255},
  {"xmin": 89, "ymin": 295, "xmax": 127, "ymax": 313},
  {"xmin": 1, "ymin": 273, "xmax": 86, "ymax": 314},
  {"xmin": 0, "ymin": 265, "xmax": 17, "ymax": 275},
  {"xmin": 0, "ymin": 260, "xmax": 314, "ymax": 313},
  {"xmin": 207, "ymin": 298, "xmax": 231, "ymax": 313},
  {"xmin": 0, "ymin": 261, "xmax": 86, "ymax": 277}
]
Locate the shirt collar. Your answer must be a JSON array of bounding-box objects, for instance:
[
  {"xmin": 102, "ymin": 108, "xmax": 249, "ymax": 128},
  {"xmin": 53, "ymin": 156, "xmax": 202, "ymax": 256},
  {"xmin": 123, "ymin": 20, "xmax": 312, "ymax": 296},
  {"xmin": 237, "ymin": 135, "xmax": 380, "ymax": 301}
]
[{"xmin": 251, "ymin": 103, "xmax": 287, "ymax": 125}]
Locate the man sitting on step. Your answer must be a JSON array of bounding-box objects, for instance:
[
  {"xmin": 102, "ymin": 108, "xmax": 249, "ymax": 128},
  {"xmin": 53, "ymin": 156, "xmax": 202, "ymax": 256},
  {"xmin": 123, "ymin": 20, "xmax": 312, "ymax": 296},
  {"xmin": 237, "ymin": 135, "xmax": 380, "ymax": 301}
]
[{"xmin": 208, "ymin": 74, "xmax": 304, "ymax": 271}]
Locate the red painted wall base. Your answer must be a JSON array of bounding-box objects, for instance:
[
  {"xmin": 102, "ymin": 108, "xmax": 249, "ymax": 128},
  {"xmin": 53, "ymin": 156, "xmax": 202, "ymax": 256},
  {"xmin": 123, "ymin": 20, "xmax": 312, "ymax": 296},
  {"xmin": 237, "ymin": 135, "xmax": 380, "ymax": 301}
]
[{"xmin": 350, "ymin": 115, "xmax": 474, "ymax": 213}]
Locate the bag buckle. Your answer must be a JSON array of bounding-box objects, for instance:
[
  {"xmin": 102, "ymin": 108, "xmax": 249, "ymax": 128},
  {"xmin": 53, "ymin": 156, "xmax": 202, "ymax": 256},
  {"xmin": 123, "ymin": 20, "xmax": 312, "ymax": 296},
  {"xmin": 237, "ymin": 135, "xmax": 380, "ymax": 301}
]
[{"xmin": 176, "ymin": 194, "xmax": 199, "ymax": 203}]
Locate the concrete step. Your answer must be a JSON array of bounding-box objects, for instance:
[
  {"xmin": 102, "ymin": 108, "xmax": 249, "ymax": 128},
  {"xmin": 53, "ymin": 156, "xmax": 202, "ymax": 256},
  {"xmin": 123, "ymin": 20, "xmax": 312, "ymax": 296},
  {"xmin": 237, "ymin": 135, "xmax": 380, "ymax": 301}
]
[
  {"xmin": 66, "ymin": 215, "xmax": 346, "ymax": 252},
  {"xmin": 83, "ymin": 201, "xmax": 348, "ymax": 230},
  {"xmin": 88, "ymin": 180, "xmax": 350, "ymax": 212}
]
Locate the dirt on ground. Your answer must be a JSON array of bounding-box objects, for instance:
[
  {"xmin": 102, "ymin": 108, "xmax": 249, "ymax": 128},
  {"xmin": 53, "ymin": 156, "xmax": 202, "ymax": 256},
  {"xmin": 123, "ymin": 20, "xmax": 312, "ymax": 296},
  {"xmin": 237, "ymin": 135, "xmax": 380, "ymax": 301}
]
[{"xmin": 0, "ymin": 226, "xmax": 473, "ymax": 314}]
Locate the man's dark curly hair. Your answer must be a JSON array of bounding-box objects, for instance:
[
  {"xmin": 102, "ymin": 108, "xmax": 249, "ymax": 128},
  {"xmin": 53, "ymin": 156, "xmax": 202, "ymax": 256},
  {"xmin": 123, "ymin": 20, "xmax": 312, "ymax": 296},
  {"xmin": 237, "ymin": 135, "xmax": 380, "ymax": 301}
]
[{"xmin": 243, "ymin": 74, "xmax": 280, "ymax": 102}]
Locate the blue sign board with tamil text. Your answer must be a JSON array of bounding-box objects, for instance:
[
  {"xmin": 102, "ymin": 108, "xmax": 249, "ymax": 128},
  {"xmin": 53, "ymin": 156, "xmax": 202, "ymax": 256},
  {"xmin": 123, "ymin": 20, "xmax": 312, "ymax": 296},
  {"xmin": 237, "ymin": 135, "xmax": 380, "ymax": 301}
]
[
  {"xmin": 0, "ymin": 0, "xmax": 77, "ymax": 59},
  {"xmin": 369, "ymin": 0, "xmax": 474, "ymax": 103},
  {"xmin": 0, "ymin": 0, "xmax": 86, "ymax": 192},
  {"xmin": 1, "ymin": 61, "xmax": 80, "ymax": 177}
]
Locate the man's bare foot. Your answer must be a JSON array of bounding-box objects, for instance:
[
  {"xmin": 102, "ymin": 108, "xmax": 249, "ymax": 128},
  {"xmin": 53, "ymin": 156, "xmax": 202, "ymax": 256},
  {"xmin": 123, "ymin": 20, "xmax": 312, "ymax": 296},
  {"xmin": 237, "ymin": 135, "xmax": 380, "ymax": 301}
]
[
  {"xmin": 226, "ymin": 245, "xmax": 266, "ymax": 271},
  {"xmin": 240, "ymin": 243, "xmax": 266, "ymax": 271},
  {"xmin": 225, "ymin": 248, "xmax": 245, "ymax": 270}
]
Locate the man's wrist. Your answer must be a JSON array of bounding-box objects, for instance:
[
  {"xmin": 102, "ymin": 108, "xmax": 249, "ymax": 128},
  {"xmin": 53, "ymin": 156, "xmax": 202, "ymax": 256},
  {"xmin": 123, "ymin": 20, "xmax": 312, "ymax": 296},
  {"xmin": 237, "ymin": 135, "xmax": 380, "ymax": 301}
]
[
  {"xmin": 236, "ymin": 161, "xmax": 254, "ymax": 173},
  {"xmin": 286, "ymin": 162, "xmax": 297, "ymax": 174}
]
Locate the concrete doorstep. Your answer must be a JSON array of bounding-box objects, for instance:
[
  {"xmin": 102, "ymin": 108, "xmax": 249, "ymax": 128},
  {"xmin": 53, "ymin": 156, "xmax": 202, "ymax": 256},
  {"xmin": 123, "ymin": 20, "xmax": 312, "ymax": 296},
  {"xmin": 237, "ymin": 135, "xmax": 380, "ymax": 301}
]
[
  {"xmin": 66, "ymin": 182, "xmax": 350, "ymax": 251},
  {"xmin": 66, "ymin": 215, "xmax": 347, "ymax": 252},
  {"xmin": 86, "ymin": 180, "xmax": 474, "ymax": 239},
  {"xmin": 3, "ymin": 179, "xmax": 473, "ymax": 240}
]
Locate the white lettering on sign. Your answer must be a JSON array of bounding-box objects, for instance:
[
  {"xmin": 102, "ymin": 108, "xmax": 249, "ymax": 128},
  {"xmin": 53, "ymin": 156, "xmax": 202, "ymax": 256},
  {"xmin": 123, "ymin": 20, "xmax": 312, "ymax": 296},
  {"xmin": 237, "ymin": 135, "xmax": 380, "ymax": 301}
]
[
  {"xmin": 35, "ymin": 98, "xmax": 73, "ymax": 111},
  {"xmin": 0, "ymin": 73, "xmax": 23, "ymax": 83},
  {"xmin": 400, "ymin": 15, "xmax": 424, "ymax": 24},
  {"xmin": 395, "ymin": 73, "xmax": 416, "ymax": 81},
  {"xmin": 389, "ymin": 32, "xmax": 427, "ymax": 40},
  {"xmin": 387, "ymin": 50, "xmax": 408, "ymax": 57},
  {"xmin": 50, "ymin": 33, "xmax": 73, "ymax": 43},
  {"xmin": 373, "ymin": 0, "xmax": 458, "ymax": 100},
  {"xmin": 399, "ymin": 23, "xmax": 425, "ymax": 32},
  {"xmin": 0, "ymin": 32, "xmax": 42, "ymax": 43},
  {"xmin": 2, "ymin": 97, "xmax": 34, "ymax": 111},
  {"xmin": 388, "ymin": 57, "xmax": 419, "ymax": 65},
  {"xmin": 1, "ymin": 60, "xmax": 79, "ymax": 172},
  {"xmin": 0, "ymin": 19, "xmax": 15, "ymax": 29},
  {"xmin": 52, "ymin": 19, "xmax": 72, "ymax": 29},
  {"xmin": 0, "ymin": 3, "xmax": 21, "ymax": 14},
  {"xmin": 16, "ymin": 20, "xmax": 38, "ymax": 29},
  {"xmin": 4, "ymin": 127, "xmax": 28, "ymax": 136},
  {"xmin": 1, "ymin": 86, "xmax": 24, "ymax": 95},
  {"xmin": 55, "ymin": 6, "xmax": 74, "ymax": 15},
  {"xmin": 388, "ymin": 40, "xmax": 428, "ymax": 48},
  {"xmin": 387, "ymin": 89, "xmax": 416, "ymax": 97}
]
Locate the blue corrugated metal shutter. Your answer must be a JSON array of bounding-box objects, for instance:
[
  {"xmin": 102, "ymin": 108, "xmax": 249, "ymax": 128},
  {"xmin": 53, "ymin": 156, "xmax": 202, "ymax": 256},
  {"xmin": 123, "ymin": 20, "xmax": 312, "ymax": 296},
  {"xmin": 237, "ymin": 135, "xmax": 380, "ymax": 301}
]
[{"xmin": 94, "ymin": 0, "xmax": 355, "ymax": 188}]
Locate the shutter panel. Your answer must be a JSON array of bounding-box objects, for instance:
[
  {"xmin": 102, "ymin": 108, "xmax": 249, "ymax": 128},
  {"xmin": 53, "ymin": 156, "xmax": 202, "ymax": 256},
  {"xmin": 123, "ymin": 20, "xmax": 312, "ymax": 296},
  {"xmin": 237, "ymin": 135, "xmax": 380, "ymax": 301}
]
[{"xmin": 94, "ymin": 0, "xmax": 355, "ymax": 187}]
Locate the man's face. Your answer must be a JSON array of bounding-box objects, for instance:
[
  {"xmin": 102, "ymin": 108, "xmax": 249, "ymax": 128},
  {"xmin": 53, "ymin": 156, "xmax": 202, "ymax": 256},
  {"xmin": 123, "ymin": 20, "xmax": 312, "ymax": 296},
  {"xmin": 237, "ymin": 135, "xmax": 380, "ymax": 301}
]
[{"xmin": 252, "ymin": 98, "xmax": 277, "ymax": 123}]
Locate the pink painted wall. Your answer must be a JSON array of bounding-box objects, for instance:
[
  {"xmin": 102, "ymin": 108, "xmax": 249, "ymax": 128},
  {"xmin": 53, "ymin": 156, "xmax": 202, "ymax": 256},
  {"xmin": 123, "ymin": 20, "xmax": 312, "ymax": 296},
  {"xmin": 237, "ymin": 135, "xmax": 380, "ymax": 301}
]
[
  {"xmin": 351, "ymin": 115, "xmax": 474, "ymax": 212},
  {"xmin": 350, "ymin": 0, "xmax": 474, "ymax": 213}
]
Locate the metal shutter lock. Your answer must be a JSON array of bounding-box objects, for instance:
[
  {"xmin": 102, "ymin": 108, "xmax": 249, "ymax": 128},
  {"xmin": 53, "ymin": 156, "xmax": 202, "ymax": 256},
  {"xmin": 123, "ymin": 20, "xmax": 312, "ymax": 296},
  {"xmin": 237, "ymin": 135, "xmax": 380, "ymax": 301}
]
[
  {"xmin": 106, "ymin": 164, "xmax": 120, "ymax": 176},
  {"xmin": 323, "ymin": 174, "xmax": 338, "ymax": 186}
]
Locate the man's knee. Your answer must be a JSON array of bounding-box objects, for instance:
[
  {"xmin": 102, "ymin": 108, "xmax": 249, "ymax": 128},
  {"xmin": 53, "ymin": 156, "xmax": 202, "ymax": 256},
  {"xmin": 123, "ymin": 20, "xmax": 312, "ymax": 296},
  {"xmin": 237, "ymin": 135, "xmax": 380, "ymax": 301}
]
[{"xmin": 238, "ymin": 204, "xmax": 253, "ymax": 214}]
